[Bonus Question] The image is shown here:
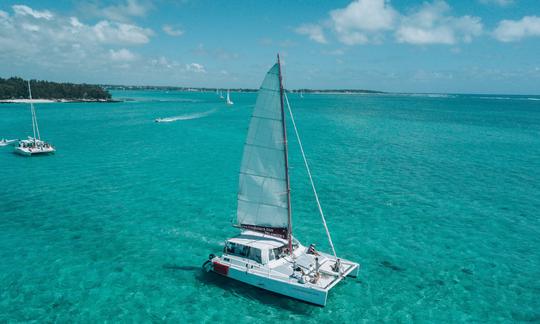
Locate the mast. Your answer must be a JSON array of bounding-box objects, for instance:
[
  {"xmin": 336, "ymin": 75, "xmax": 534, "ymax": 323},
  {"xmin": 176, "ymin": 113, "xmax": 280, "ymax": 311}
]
[
  {"xmin": 277, "ymin": 54, "xmax": 293, "ymax": 255},
  {"xmin": 27, "ymin": 80, "xmax": 40, "ymax": 143}
]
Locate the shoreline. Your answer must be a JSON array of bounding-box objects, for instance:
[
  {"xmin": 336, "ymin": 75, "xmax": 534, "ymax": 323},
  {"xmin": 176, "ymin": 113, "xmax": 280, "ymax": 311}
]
[{"xmin": 0, "ymin": 99, "xmax": 121, "ymax": 104}]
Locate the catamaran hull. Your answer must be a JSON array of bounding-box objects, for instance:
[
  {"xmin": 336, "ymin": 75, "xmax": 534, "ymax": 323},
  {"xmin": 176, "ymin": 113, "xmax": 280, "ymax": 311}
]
[
  {"xmin": 210, "ymin": 262, "xmax": 328, "ymax": 306},
  {"xmin": 14, "ymin": 147, "xmax": 55, "ymax": 156}
]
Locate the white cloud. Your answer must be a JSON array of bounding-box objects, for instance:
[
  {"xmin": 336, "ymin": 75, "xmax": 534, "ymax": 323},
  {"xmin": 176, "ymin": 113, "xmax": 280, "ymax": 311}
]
[
  {"xmin": 93, "ymin": 21, "xmax": 153, "ymax": 44},
  {"xmin": 109, "ymin": 48, "xmax": 136, "ymax": 61},
  {"xmin": 493, "ymin": 16, "xmax": 540, "ymax": 42},
  {"xmin": 21, "ymin": 23, "xmax": 39, "ymax": 32},
  {"xmin": 0, "ymin": 4, "xmax": 238, "ymax": 85},
  {"xmin": 296, "ymin": 0, "xmax": 483, "ymax": 46},
  {"xmin": 396, "ymin": 1, "xmax": 482, "ymax": 45},
  {"xmin": 0, "ymin": 4, "xmax": 155, "ymax": 76},
  {"xmin": 12, "ymin": 5, "xmax": 53, "ymax": 20},
  {"xmin": 479, "ymin": 0, "xmax": 513, "ymax": 6},
  {"xmin": 150, "ymin": 56, "xmax": 181, "ymax": 69},
  {"xmin": 186, "ymin": 63, "xmax": 206, "ymax": 73},
  {"xmin": 163, "ymin": 25, "xmax": 184, "ymax": 36},
  {"xmin": 329, "ymin": 0, "xmax": 397, "ymax": 45},
  {"xmin": 70, "ymin": 17, "xmax": 83, "ymax": 28},
  {"xmin": 100, "ymin": 0, "xmax": 149, "ymax": 22},
  {"xmin": 295, "ymin": 24, "xmax": 327, "ymax": 44}
]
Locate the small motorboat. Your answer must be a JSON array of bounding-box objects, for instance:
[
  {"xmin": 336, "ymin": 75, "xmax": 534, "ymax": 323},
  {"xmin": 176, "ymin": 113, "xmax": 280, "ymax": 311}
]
[{"xmin": 0, "ymin": 139, "xmax": 18, "ymax": 147}]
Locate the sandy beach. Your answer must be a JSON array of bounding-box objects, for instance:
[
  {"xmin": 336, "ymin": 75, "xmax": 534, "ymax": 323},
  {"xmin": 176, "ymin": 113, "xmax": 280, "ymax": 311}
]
[
  {"xmin": 0, "ymin": 99, "xmax": 57, "ymax": 103},
  {"xmin": 0, "ymin": 99, "xmax": 118, "ymax": 104}
]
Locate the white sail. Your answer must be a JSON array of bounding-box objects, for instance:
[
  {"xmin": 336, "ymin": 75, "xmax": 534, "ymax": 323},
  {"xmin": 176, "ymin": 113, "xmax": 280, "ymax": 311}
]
[
  {"xmin": 226, "ymin": 89, "xmax": 233, "ymax": 105},
  {"xmin": 236, "ymin": 63, "xmax": 289, "ymax": 237}
]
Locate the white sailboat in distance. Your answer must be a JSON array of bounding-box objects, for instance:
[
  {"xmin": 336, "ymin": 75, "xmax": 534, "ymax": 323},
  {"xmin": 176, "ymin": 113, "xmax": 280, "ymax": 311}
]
[
  {"xmin": 226, "ymin": 89, "xmax": 234, "ymax": 105},
  {"xmin": 14, "ymin": 81, "xmax": 55, "ymax": 156},
  {"xmin": 203, "ymin": 55, "xmax": 359, "ymax": 306}
]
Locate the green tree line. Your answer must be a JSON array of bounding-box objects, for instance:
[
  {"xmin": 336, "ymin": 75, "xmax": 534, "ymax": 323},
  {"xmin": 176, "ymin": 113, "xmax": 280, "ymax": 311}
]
[{"xmin": 0, "ymin": 77, "xmax": 112, "ymax": 100}]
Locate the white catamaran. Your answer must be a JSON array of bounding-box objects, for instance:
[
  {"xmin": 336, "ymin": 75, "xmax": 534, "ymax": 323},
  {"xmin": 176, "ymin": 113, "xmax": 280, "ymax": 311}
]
[
  {"xmin": 226, "ymin": 89, "xmax": 234, "ymax": 105},
  {"xmin": 14, "ymin": 81, "xmax": 55, "ymax": 156},
  {"xmin": 203, "ymin": 55, "xmax": 359, "ymax": 306}
]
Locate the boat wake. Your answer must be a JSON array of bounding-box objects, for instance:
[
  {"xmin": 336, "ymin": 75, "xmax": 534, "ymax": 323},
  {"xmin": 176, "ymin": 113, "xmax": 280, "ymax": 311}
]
[
  {"xmin": 155, "ymin": 109, "xmax": 216, "ymax": 123},
  {"xmin": 477, "ymin": 96, "xmax": 540, "ymax": 101}
]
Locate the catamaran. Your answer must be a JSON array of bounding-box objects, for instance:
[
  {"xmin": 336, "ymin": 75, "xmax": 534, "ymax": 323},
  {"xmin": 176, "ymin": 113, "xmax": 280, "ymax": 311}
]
[
  {"xmin": 203, "ymin": 55, "xmax": 359, "ymax": 306},
  {"xmin": 226, "ymin": 89, "xmax": 234, "ymax": 105},
  {"xmin": 14, "ymin": 81, "xmax": 55, "ymax": 156}
]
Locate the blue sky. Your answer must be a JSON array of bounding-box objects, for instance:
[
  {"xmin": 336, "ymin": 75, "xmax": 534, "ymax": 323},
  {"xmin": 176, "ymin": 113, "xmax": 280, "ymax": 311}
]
[{"xmin": 0, "ymin": 0, "xmax": 539, "ymax": 94}]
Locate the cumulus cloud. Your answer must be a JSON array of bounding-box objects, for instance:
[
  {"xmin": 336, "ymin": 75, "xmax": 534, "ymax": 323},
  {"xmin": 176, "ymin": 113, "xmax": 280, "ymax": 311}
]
[
  {"xmin": 93, "ymin": 21, "xmax": 153, "ymax": 44},
  {"xmin": 185, "ymin": 63, "xmax": 206, "ymax": 73},
  {"xmin": 12, "ymin": 5, "xmax": 54, "ymax": 20},
  {"xmin": 109, "ymin": 48, "xmax": 136, "ymax": 61},
  {"xmin": 150, "ymin": 56, "xmax": 182, "ymax": 69},
  {"xmin": 493, "ymin": 16, "xmax": 540, "ymax": 42},
  {"xmin": 21, "ymin": 23, "xmax": 40, "ymax": 32},
  {"xmin": 100, "ymin": 0, "xmax": 149, "ymax": 22},
  {"xmin": 0, "ymin": 4, "xmax": 155, "ymax": 75},
  {"xmin": 295, "ymin": 24, "xmax": 327, "ymax": 43},
  {"xmin": 296, "ymin": 0, "xmax": 483, "ymax": 46},
  {"xmin": 396, "ymin": 1, "xmax": 483, "ymax": 45},
  {"xmin": 330, "ymin": 0, "xmax": 397, "ymax": 44},
  {"xmin": 163, "ymin": 25, "xmax": 184, "ymax": 37}
]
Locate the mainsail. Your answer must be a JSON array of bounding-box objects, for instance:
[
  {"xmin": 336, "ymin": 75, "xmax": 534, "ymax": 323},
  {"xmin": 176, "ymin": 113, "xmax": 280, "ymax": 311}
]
[{"xmin": 236, "ymin": 61, "xmax": 290, "ymax": 238}]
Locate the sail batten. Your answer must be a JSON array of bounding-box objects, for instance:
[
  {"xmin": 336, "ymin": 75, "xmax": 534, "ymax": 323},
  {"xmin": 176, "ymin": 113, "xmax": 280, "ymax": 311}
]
[{"xmin": 236, "ymin": 62, "xmax": 289, "ymax": 237}]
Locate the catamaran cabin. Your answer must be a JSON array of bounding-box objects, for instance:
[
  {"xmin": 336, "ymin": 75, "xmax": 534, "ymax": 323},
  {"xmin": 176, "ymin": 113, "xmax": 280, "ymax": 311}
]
[{"xmin": 223, "ymin": 231, "xmax": 300, "ymax": 265}]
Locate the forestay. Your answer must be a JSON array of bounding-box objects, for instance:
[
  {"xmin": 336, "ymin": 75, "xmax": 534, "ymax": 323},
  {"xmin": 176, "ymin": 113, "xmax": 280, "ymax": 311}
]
[{"xmin": 236, "ymin": 63, "xmax": 289, "ymax": 238}]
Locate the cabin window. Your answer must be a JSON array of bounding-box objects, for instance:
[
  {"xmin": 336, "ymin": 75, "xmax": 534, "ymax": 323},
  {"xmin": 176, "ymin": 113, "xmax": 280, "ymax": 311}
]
[
  {"xmin": 225, "ymin": 242, "xmax": 248, "ymax": 257},
  {"xmin": 269, "ymin": 248, "xmax": 283, "ymax": 261},
  {"xmin": 224, "ymin": 242, "xmax": 262, "ymax": 263},
  {"xmin": 268, "ymin": 249, "xmax": 276, "ymax": 261},
  {"xmin": 248, "ymin": 248, "xmax": 262, "ymax": 264}
]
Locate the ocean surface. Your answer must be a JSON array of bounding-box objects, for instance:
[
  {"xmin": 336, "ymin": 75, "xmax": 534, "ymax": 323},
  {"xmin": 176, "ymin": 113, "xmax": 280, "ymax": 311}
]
[{"xmin": 1, "ymin": 90, "xmax": 539, "ymax": 322}]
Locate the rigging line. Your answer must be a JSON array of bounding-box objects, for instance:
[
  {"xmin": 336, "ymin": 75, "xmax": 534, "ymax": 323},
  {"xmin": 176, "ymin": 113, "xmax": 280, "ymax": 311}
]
[
  {"xmin": 33, "ymin": 103, "xmax": 41, "ymax": 140},
  {"xmin": 284, "ymin": 92, "xmax": 337, "ymax": 258},
  {"xmin": 27, "ymin": 81, "xmax": 41, "ymax": 140},
  {"xmin": 27, "ymin": 81, "xmax": 37, "ymax": 141}
]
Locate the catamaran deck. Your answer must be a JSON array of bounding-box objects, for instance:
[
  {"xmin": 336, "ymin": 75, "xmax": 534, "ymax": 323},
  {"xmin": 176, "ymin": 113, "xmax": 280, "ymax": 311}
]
[
  {"xmin": 14, "ymin": 145, "xmax": 55, "ymax": 156},
  {"xmin": 272, "ymin": 252, "xmax": 358, "ymax": 290}
]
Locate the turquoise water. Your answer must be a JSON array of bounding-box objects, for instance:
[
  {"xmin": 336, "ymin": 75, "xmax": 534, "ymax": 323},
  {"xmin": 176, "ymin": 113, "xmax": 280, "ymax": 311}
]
[{"xmin": 1, "ymin": 91, "xmax": 539, "ymax": 322}]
